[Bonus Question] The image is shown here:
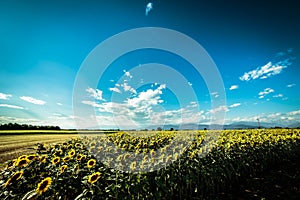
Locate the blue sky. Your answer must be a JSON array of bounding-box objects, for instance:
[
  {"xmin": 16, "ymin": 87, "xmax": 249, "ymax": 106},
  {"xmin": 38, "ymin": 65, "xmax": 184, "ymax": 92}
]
[{"xmin": 0, "ymin": 0, "xmax": 299, "ymax": 129}]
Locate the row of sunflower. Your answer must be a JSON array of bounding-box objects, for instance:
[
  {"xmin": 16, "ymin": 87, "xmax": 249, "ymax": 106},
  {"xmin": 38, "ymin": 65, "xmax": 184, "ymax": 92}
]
[{"xmin": 0, "ymin": 129, "xmax": 299, "ymax": 199}]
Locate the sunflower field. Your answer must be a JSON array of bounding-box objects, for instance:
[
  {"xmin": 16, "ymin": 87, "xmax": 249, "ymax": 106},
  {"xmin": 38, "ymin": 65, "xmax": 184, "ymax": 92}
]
[{"xmin": 0, "ymin": 129, "xmax": 299, "ymax": 199}]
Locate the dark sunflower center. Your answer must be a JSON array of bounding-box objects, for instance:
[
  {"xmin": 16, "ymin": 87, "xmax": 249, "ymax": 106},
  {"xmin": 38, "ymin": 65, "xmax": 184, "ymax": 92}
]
[
  {"xmin": 89, "ymin": 161, "xmax": 95, "ymax": 165},
  {"xmin": 18, "ymin": 160, "xmax": 27, "ymax": 165},
  {"xmin": 91, "ymin": 174, "xmax": 99, "ymax": 182},
  {"xmin": 39, "ymin": 180, "xmax": 49, "ymax": 191},
  {"xmin": 11, "ymin": 173, "xmax": 22, "ymax": 181}
]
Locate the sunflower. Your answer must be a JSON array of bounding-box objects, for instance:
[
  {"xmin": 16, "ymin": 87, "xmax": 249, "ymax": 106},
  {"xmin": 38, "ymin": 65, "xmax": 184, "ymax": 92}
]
[
  {"xmin": 89, "ymin": 147, "xmax": 95, "ymax": 153},
  {"xmin": 4, "ymin": 171, "xmax": 23, "ymax": 187},
  {"xmin": 53, "ymin": 149, "xmax": 63, "ymax": 157},
  {"xmin": 39, "ymin": 155, "xmax": 48, "ymax": 163},
  {"xmin": 130, "ymin": 161, "xmax": 137, "ymax": 171},
  {"xmin": 81, "ymin": 155, "xmax": 87, "ymax": 161},
  {"xmin": 140, "ymin": 160, "xmax": 147, "ymax": 170},
  {"xmin": 75, "ymin": 143, "xmax": 82, "ymax": 148},
  {"xmin": 88, "ymin": 172, "xmax": 101, "ymax": 184},
  {"xmin": 68, "ymin": 149, "xmax": 76, "ymax": 157},
  {"xmin": 18, "ymin": 155, "xmax": 27, "ymax": 160},
  {"xmin": 173, "ymin": 153, "xmax": 179, "ymax": 160},
  {"xmin": 5, "ymin": 159, "xmax": 17, "ymax": 169},
  {"xmin": 16, "ymin": 157, "xmax": 29, "ymax": 167},
  {"xmin": 97, "ymin": 146, "xmax": 103, "ymax": 152},
  {"xmin": 165, "ymin": 155, "xmax": 173, "ymax": 163},
  {"xmin": 36, "ymin": 177, "xmax": 52, "ymax": 195},
  {"xmin": 87, "ymin": 159, "xmax": 96, "ymax": 168},
  {"xmin": 62, "ymin": 155, "xmax": 72, "ymax": 162},
  {"xmin": 89, "ymin": 141, "xmax": 96, "ymax": 147},
  {"xmin": 52, "ymin": 157, "xmax": 60, "ymax": 165},
  {"xmin": 76, "ymin": 154, "xmax": 83, "ymax": 161},
  {"xmin": 116, "ymin": 155, "xmax": 123, "ymax": 162},
  {"xmin": 143, "ymin": 155, "xmax": 149, "ymax": 161},
  {"xmin": 27, "ymin": 154, "xmax": 37, "ymax": 161},
  {"xmin": 60, "ymin": 165, "xmax": 68, "ymax": 173},
  {"xmin": 106, "ymin": 146, "xmax": 112, "ymax": 152},
  {"xmin": 123, "ymin": 153, "xmax": 130, "ymax": 160},
  {"xmin": 67, "ymin": 144, "xmax": 73, "ymax": 149},
  {"xmin": 150, "ymin": 149, "xmax": 156, "ymax": 157}
]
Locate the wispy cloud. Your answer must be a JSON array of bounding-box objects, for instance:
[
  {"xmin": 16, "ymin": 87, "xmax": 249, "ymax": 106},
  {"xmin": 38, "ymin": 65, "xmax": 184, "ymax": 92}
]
[
  {"xmin": 86, "ymin": 87, "xmax": 105, "ymax": 101},
  {"xmin": 258, "ymin": 88, "xmax": 274, "ymax": 99},
  {"xmin": 57, "ymin": 102, "xmax": 63, "ymax": 106},
  {"xmin": 287, "ymin": 83, "xmax": 296, "ymax": 88},
  {"xmin": 229, "ymin": 85, "xmax": 238, "ymax": 90},
  {"xmin": 20, "ymin": 96, "xmax": 46, "ymax": 105},
  {"xmin": 0, "ymin": 104, "xmax": 24, "ymax": 109},
  {"xmin": 240, "ymin": 61, "xmax": 289, "ymax": 81},
  {"xmin": 0, "ymin": 92, "xmax": 12, "ymax": 100}
]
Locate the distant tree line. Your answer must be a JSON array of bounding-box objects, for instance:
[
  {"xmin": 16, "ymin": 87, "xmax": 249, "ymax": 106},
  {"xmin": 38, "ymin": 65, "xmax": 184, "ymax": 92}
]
[{"xmin": 0, "ymin": 123, "xmax": 61, "ymax": 130}]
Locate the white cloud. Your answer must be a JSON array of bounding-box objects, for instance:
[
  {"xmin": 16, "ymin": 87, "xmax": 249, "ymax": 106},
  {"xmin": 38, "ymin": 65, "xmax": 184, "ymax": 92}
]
[
  {"xmin": 121, "ymin": 82, "xmax": 137, "ymax": 94},
  {"xmin": 188, "ymin": 82, "xmax": 193, "ymax": 86},
  {"xmin": 287, "ymin": 110, "xmax": 300, "ymax": 116},
  {"xmin": 240, "ymin": 61, "xmax": 288, "ymax": 81},
  {"xmin": 82, "ymin": 84, "xmax": 170, "ymax": 128},
  {"xmin": 209, "ymin": 106, "xmax": 229, "ymax": 114},
  {"xmin": 258, "ymin": 88, "xmax": 274, "ymax": 99},
  {"xmin": 273, "ymin": 94, "xmax": 283, "ymax": 98},
  {"xmin": 210, "ymin": 92, "xmax": 219, "ymax": 98},
  {"xmin": 209, "ymin": 103, "xmax": 241, "ymax": 114},
  {"xmin": 86, "ymin": 87, "xmax": 105, "ymax": 101},
  {"xmin": 287, "ymin": 83, "xmax": 296, "ymax": 88},
  {"xmin": 0, "ymin": 114, "xmax": 78, "ymax": 129},
  {"xmin": 57, "ymin": 103, "xmax": 63, "ymax": 106},
  {"xmin": 0, "ymin": 93, "xmax": 12, "ymax": 100},
  {"xmin": 229, "ymin": 85, "xmax": 238, "ymax": 90},
  {"xmin": 0, "ymin": 104, "xmax": 24, "ymax": 110},
  {"xmin": 127, "ymin": 84, "xmax": 166, "ymax": 109},
  {"xmin": 0, "ymin": 116, "xmax": 40, "ymax": 124},
  {"xmin": 82, "ymin": 100, "xmax": 102, "ymax": 108},
  {"xmin": 109, "ymin": 87, "xmax": 122, "ymax": 94},
  {"xmin": 123, "ymin": 70, "xmax": 133, "ymax": 79},
  {"xmin": 20, "ymin": 96, "xmax": 46, "ymax": 105},
  {"xmin": 145, "ymin": 2, "xmax": 153, "ymax": 16},
  {"xmin": 229, "ymin": 103, "xmax": 241, "ymax": 108}
]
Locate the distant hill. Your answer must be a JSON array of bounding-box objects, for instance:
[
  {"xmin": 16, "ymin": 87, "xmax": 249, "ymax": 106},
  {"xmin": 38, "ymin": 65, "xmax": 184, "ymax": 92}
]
[{"xmin": 144, "ymin": 121, "xmax": 296, "ymax": 131}]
